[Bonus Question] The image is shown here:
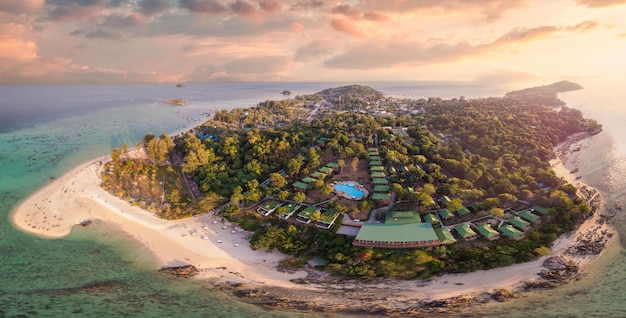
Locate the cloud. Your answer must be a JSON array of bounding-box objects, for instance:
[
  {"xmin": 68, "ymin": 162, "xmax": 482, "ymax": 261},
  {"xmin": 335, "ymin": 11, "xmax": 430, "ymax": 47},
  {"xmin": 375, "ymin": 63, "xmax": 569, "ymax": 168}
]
[
  {"xmin": 102, "ymin": 13, "xmax": 146, "ymax": 29},
  {"xmin": 137, "ymin": 0, "xmax": 171, "ymax": 17},
  {"xmin": 324, "ymin": 20, "xmax": 600, "ymax": 69},
  {"xmin": 294, "ymin": 39, "xmax": 334, "ymax": 62},
  {"xmin": 331, "ymin": 4, "xmax": 360, "ymax": 18},
  {"xmin": 85, "ymin": 28, "xmax": 122, "ymax": 39},
  {"xmin": 362, "ymin": 11, "xmax": 389, "ymax": 22},
  {"xmin": 187, "ymin": 55, "xmax": 290, "ymax": 81},
  {"xmin": 230, "ymin": 0, "xmax": 256, "ymax": 16},
  {"xmin": 290, "ymin": 0, "xmax": 324, "ymax": 11},
  {"xmin": 0, "ymin": 24, "xmax": 38, "ymax": 62},
  {"xmin": 330, "ymin": 18, "xmax": 364, "ymax": 37},
  {"xmin": 259, "ymin": 0, "xmax": 280, "ymax": 12},
  {"xmin": 179, "ymin": 0, "xmax": 227, "ymax": 15},
  {"xmin": 357, "ymin": 0, "xmax": 524, "ymax": 22},
  {"xmin": 576, "ymin": 0, "xmax": 626, "ymax": 7},
  {"xmin": 0, "ymin": 0, "xmax": 43, "ymax": 14}
]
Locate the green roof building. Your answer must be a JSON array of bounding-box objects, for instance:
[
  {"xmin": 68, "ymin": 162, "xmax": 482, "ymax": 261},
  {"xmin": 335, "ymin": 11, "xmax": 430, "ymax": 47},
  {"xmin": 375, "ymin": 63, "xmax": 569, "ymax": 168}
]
[
  {"xmin": 326, "ymin": 162, "xmax": 340, "ymax": 169},
  {"xmin": 257, "ymin": 200, "xmax": 281, "ymax": 216},
  {"xmin": 457, "ymin": 206, "xmax": 471, "ymax": 216},
  {"xmin": 367, "ymin": 148, "xmax": 379, "ymax": 153},
  {"xmin": 434, "ymin": 228, "xmax": 457, "ymax": 245},
  {"xmin": 440, "ymin": 195, "xmax": 451, "ymax": 206},
  {"xmin": 371, "ymin": 171, "xmax": 386, "ymax": 178},
  {"xmin": 507, "ymin": 216, "xmax": 530, "ymax": 229},
  {"xmin": 292, "ymin": 181, "xmax": 309, "ymax": 192},
  {"xmin": 519, "ymin": 210, "xmax": 541, "ymax": 223},
  {"xmin": 301, "ymin": 177, "xmax": 317, "ymax": 184},
  {"xmin": 531, "ymin": 206, "xmax": 550, "ymax": 215},
  {"xmin": 370, "ymin": 160, "xmax": 383, "ymax": 166},
  {"xmin": 475, "ymin": 224, "xmax": 500, "ymax": 240},
  {"xmin": 388, "ymin": 166, "xmax": 397, "ymax": 174},
  {"xmin": 353, "ymin": 223, "xmax": 440, "ymax": 248},
  {"xmin": 296, "ymin": 205, "xmax": 320, "ymax": 224},
  {"xmin": 372, "ymin": 178, "xmax": 388, "ymax": 185},
  {"xmin": 454, "ymin": 224, "xmax": 478, "ymax": 240},
  {"xmin": 369, "ymin": 155, "xmax": 381, "ymax": 161},
  {"xmin": 373, "ymin": 185, "xmax": 390, "ymax": 192},
  {"xmin": 372, "ymin": 192, "xmax": 392, "ymax": 202},
  {"xmin": 370, "ymin": 166, "xmax": 385, "ymax": 172},
  {"xmin": 310, "ymin": 172, "xmax": 326, "ymax": 180},
  {"xmin": 278, "ymin": 203, "xmax": 301, "ymax": 219},
  {"xmin": 424, "ymin": 213, "xmax": 439, "ymax": 224},
  {"xmin": 499, "ymin": 224, "xmax": 524, "ymax": 240},
  {"xmin": 319, "ymin": 167, "xmax": 334, "ymax": 174},
  {"xmin": 438, "ymin": 208, "xmax": 454, "ymax": 219},
  {"xmin": 385, "ymin": 211, "xmax": 422, "ymax": 224}
]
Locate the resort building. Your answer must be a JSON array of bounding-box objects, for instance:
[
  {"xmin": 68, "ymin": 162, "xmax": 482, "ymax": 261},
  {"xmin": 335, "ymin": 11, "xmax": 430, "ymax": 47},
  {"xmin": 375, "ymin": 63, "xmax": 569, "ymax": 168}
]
[
  {"xmin": 310, "ymin": 172, "xmax": 326, "ymax": 180},
  {"xmin": 385, "ymin": 211, "xmax": 421, "ymax": 224},
  {"xmin": 475, "ymin": 224, "xmax": 500, "ymax": 241},
  {"xmin": 257, "ymin": 200, "xmax": 282, "ymax": 216},
  {"xmin": 507, "ymin": 216, "xmax": 531, "ymax": 230},
  {"xmin": 440, "ymin": 195, "xmax": 451, "ymax": 207},
  {"xmin": 453, "ymin": 224, "xmax": 478, "ymax": 241},
  {"xmin": 438, "ymin": 208, "xmax": 454, "ymax": 220},
  {"xmin": 353, "ymin": 223, "xmax": 440, "ymax": 248},
  {"xmin": 319, "ymin": 167, "xmax": 334, "ymax": 175},
  {"xmin": 434, "ymin": 228, "xmax": 457, "ymax": 245},
  {"xmin": 292, "ymin": 181, "xmax": 310, "ymax": 192},
  {"xmin": 531, "ymin": 206, "xmax": 550, "ymax": 215},
  {"xmin": 519, "ymin": 210, "xmax": 541, "ymax": 223},
  {"xmin": 370, "ymin": 160, "xmax": 383, "ymax": 166},
  {"xmin": 296, "ymin": 205, "xmax": 321, "ymax": 224},
  {"xmin": 372, "ymin": 178, "xmax": 388, "ymax": 185},
  {"xmin": 371, "ymin": 171, "xmax": 386, "ymax": 179},
  {"xmin": 370, "ymin": 166, "xmax": 385, "ymax": 172},
  {"xmin": 499, "ymin": 224, "xmax": 525, "ymax": 240},
  {"xmin": 314, "ymin": 210, "xmax": 340, "ymax": 230},
  {"xmin": 301, "ymin": 176, "xmax": 317, "ymax": 184},
  {"xmin": 371, "ymin": 192, "xmax": 392, "ymax": 204},
  {"xmin": 325, "ymin": 162, "xmax": 340, "ymax": 173},
  {"xmin": 457, "ymin": 206, "xmax": 471, "ymax": 216},
  {"xmin": 278, "ymin": 203, "xmax": 301, "ymax": 219},
  {"xmin": 373, "ymin": 185, "xmax": 390, "ymax": 193},
  {"xmin": 424, "ymin": 213, "xmax": 440, "ymax": 224}
]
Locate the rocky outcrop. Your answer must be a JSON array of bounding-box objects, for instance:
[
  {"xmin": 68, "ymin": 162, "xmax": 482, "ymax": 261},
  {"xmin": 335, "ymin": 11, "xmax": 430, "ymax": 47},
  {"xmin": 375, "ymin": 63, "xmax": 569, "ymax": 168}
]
[
  {"xmin": 524, "ymin": 256, "xmax": 581, "ymax": 290},
  {"xmin": 159, "ymin": 265, "xmax": 198, "ymax": 277}
]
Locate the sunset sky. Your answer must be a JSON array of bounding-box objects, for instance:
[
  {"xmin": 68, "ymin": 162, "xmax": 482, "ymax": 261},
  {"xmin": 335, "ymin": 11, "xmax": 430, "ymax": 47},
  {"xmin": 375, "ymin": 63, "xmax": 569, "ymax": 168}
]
[{"xmin": 1, "ymin": 0, "xmax": 625, "ymax": 84}]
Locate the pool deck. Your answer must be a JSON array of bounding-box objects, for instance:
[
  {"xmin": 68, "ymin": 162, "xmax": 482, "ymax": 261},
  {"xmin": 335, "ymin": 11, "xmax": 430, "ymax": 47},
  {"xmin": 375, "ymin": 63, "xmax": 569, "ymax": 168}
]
[{"xmin": 333, "ymin": 181, "xmax": 369, "ymax": 200}]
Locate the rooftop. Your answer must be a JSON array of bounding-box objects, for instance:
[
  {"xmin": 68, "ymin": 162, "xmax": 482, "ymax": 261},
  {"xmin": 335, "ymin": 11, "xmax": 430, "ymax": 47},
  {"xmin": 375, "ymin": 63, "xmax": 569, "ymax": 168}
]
[
  {"xmin": 454, "ymin": 224, "xmax": 477, "ymax": 238},
  {"xmin": 475, "ymin": 224, "xmax": 500, "ymax": 239},
  {"xmin": 354, "ymin": 223, "xmax": 439, "ymax": 244},
  {"xmin": 385, "ymin": 210, "xmax": 422, "ymax": 224},
  {"xmin": 434, "ymin": 228, "xmax": 457, "ymax": 244},
  {"xmin": 519, "ymin": 210, "xmax": 540, "ymax": 222}
]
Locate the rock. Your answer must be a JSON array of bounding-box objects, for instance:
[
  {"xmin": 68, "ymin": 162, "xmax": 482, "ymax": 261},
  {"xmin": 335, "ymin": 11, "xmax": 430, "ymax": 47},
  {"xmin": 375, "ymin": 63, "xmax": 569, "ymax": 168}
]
[
  {"xmin": 490, "ymin": 289, "xmax": 518, "ymax": 302},
  {"xmin": 158, "ymin": 265, "xmax": 198, "ymax": 277}
]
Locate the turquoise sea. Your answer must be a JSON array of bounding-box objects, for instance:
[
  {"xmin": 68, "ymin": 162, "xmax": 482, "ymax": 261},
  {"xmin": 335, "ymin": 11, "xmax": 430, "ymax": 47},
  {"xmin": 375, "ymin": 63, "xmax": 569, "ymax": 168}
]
[{"xmin": 1, "ymin": 81, "xmax": 624, "ymax": 317}]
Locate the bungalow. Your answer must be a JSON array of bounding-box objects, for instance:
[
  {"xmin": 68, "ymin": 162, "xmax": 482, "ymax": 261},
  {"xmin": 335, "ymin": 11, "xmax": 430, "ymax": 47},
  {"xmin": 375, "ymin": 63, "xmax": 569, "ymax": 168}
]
[
  {"xmin": 369, "ymin": 155, "xmax": 381, "ymax": 161},
  {"xmin": 440, "ymin": 195, "xmax": 451, "ymax": 206},
  {"xmin": 434, "ymin": 228, "xmax": 457, "ymax": 245},
  {"xmin": 372, "ymin": 192, "xmax": 392, "ymax": 204},
  {"xmin": 296, "ymin": 205, "xmax": 320, "ymax": 224},
  {"xmin": 475, "ymin": 224, "xmax": 500, "ymax": 241},
  {"xmin": 519, "ymin": 210, "xmax": 541, "ymax": 223},
  {"xmin": 319, "ymin": 167, "xmax": 334, "ymax": 175},
  {"xmin": 370, "ymin": 166, "xmax": 385, "ymax": 172},
  {"xmin": 385, "ymin": 210, "xmax": 421, "ymax": 224},
  {"xmin": 499, "ymin": 224, "xmax": 525, "ymax": 240},
  {"xmin": 326, "ymin": 162, "xmax": 340, "ymax": 172},
  {"xmin": 292, "ymin": 181, "xmax": 310, "ymax": 192},
  {"xmin": 367, "ymin": 148, "xmax": 379, "ymax": 154},
  {"xmin": 372, "ymin": 178, "xmax": 388, "ymax": 185},
  {"xmin": 369, "ymin": 160, "xmax": 383, "ymax": 166},
  {"xmin": 454, "ymin": 224, "xmax": 478, "ymax": 240},
  {"xmin": 469, "ymin": 202, "xmax": 481, "ymax": 213},
  {"xmin": 507, "ymin": 216, "xmax": 531, "ymax": 230},
  {"xmin": 457, "ymin": 206, "xmax": 471, "ymax": 216},
  {"xmin": 353, "ymin": 223, "xmax": 440, "ymax": 248},
  {"xmin": 388, "ymin": 166, "xmax": 397, "ymax": 174},
  {"xmin": 371, "ymin": 171, "xmax": 386, "ymax": 179},
  {"xmin": 257, "ymin": 200, "xmax": 281, "ymax": 216},
  {"xmin": 373, "ymin": 185, "xmax": 390, "ymax": 192},
  {"xmin": 531, "ymin": 206, "xmax": 550, "ymax": 215},
  {"xmin": 301, "ymin": 177, "xmax": 317, "ymax": 184},
  {"xmin": 278, "ymin": 202, "xmax": 301, "ymax": 219},
  {"xmin": 438, "ymin": 208, "xmax": 454, "ymax": 220},
  {"xmin": 401, "ymin": 166, "xmax": 410, "ymax": 173},
  {"xmin": 310, "ymin": 171, "xmax": 326, "ymax": 180},
  {"xmin": 316, "ymin": 137, "xmax": 328, "ymax": 146},
  {"xmin": 315, "ymin": 210, "xmax": 340, "ymax": 229},
  {"xmin": 424, "ymin": 213, "xmax": 440, "ymax": 224}
]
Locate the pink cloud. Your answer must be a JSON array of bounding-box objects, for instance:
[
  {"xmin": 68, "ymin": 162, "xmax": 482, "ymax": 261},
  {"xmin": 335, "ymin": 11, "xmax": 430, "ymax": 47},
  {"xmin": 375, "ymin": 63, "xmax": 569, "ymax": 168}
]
[{"xmin": 330, "ymin": 18, "xmax": 364, "ymax": 37}]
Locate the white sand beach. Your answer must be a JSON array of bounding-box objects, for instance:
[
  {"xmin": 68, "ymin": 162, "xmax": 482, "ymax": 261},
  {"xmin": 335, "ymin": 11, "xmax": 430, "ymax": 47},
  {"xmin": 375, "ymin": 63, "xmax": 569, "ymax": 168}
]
[{"xmin": 10, "ymin": 135, "xmax": 617, "ymax": 302}]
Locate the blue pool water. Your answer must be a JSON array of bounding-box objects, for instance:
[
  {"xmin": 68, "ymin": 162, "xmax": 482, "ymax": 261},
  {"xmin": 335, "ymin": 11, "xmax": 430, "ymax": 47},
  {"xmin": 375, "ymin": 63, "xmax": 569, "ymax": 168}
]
[{"xmin": 334, "ymin": 183, "xmax": 365, "ymax": 199}]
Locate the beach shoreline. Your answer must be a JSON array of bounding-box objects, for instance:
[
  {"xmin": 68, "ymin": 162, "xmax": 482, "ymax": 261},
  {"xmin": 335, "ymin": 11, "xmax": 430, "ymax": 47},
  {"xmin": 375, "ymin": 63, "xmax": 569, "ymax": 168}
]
[{"xmin": 10, "ymin": 131, "xmax": 618, "ymax": 314}]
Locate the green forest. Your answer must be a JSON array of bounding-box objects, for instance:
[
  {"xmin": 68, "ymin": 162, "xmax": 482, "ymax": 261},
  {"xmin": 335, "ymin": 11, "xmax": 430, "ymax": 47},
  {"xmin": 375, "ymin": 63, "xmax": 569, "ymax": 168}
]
[{"xmin": 101, "ymin": 83, "xmax": 602, "ymax": 279}]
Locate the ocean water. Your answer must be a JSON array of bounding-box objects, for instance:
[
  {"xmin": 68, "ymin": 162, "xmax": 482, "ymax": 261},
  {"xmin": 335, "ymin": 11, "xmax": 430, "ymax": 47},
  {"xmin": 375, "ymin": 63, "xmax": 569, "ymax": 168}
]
[{"xmin": 1, "ymin": 80, "xmax": 620, "ymax": 317}]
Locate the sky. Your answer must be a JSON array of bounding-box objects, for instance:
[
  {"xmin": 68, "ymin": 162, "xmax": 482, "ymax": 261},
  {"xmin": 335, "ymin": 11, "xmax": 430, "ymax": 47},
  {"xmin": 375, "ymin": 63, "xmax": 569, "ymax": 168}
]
[{"xmin": 1, "ymin": 0, "xmax": 625, "ymax": 84}]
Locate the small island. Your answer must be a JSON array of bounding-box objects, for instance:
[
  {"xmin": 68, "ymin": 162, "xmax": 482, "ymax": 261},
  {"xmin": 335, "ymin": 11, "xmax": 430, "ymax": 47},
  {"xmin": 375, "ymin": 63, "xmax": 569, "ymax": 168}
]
[
  {"xmin": 166, "ymin": 98, "xmax": 186, "ymax": 106},
  {"xmin": 281, "ymin": 90, "xmax": 291, "ymax": 95},
  {"xmin": 12, "ymin": 82, "xmax": 615, "ymax": 316}
]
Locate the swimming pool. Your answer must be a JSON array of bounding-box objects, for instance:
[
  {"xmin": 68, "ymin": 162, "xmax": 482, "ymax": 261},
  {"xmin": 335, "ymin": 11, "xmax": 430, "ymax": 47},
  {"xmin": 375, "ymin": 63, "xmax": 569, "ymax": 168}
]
[{"xmin": 334, "ymin": 183, "xmax": 365, "ymax": 200}]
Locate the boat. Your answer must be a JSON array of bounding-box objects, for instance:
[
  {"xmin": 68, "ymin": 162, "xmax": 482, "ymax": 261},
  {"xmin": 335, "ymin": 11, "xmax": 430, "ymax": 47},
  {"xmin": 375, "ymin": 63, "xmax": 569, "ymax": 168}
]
[{"xmin": 79, "ymin": 220, "xmax": 92, "ymax": 227}]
